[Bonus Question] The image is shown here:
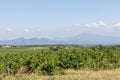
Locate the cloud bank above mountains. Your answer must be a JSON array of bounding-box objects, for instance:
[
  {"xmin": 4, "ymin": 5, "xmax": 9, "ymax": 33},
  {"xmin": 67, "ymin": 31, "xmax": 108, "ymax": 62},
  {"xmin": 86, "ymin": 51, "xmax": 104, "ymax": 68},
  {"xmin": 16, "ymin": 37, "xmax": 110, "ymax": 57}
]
[{"xmin": 1, "ymin": 20, "xmax": 120, "ymax": 40}]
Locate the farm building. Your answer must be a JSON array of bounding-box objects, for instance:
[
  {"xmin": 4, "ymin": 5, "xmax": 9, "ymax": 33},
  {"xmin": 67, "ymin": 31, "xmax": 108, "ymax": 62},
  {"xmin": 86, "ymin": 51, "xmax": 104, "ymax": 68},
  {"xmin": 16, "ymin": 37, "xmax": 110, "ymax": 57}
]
[{"xmin": 2, "ymin": 45, "xmax": 11, "ymax": 48}]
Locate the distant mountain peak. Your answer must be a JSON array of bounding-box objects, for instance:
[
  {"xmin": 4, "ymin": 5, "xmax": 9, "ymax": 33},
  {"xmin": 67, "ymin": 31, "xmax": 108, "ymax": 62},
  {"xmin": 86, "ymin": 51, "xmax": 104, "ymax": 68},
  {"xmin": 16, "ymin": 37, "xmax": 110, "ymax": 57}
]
[
  {"xmin": 0, "ymin": 33, "xmax": 120, "ymax": 45},
  {"xmin": 15, "ymin": 37, "xmax": 25, "ymax": 40}
]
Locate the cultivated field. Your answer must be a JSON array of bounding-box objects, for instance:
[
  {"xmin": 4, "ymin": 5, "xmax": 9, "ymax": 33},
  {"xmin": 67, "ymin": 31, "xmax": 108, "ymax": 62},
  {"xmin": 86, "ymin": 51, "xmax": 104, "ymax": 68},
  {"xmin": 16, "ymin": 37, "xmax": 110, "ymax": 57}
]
[{"xmin": 0, "ymin": 45, "xmax": 120, "ymax": 80}]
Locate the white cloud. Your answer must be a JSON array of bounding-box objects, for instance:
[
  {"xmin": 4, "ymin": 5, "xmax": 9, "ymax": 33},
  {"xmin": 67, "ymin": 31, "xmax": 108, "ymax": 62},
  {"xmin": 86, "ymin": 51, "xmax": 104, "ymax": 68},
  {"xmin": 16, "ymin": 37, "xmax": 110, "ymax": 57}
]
[
  {"xmin": 74, "ymin": 23, "xmax": 81, "ymax": 26},
  {"xmin": 37, "ymin": 29, "xmax": 41, "ymax": 31},
  {"xmin": 6, "ymin": 28, "xmax": 14, "ymax": 32},
  {"xmin": 111, "ymin": 23, "xmax": 120, "ymax": 32},
  {"xmin": 112, "ymin": 23, "xmax": 120, "ymax": 28},
  {"xmin": 66, "ymin": 28, "xmax": 71, "ymax": 31},
  {"xmin": 25, "ymin": 29, "xmax": 30, "ymax": 32},
  {"xmin": 85, "ymin": 20, "xmax": 106, "ymax": 28},
  {"xmin": 98, "ymin": 20, "xmax": 106, "ymax": 26}
]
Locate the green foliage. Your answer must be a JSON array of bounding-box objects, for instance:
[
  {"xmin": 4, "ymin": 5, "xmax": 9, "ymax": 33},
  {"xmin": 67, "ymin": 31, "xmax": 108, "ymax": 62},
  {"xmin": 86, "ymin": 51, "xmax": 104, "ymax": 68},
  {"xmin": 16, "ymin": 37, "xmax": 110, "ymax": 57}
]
[{"xmin": 0, "ymin": 45, "xmax": 120, "ymax": 75}]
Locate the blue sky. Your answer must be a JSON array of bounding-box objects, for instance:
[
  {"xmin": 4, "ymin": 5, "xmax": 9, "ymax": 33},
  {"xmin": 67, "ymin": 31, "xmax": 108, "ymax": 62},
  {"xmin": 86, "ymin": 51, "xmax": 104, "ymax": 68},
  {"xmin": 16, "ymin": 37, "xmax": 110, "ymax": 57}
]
[{"xmin": 0, "ymin": 0, "xmax": 120, "ymax": 40}]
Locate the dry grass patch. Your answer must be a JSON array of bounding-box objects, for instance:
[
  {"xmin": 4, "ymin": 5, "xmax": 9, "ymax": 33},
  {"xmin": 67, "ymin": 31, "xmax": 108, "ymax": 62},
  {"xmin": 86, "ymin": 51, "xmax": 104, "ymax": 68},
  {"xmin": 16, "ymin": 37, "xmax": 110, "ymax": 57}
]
[{"xmin": 1, "ymin": 69, "xmax": 120, "ymax": 80}]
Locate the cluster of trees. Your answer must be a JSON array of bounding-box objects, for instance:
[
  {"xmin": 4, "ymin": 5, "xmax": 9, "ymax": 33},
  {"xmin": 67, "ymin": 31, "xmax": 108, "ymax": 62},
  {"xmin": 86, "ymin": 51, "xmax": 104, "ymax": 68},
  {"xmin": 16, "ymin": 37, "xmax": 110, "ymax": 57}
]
[{"xmin": 0, "ymin": 45, "xmax": 120, "ymax": 75}]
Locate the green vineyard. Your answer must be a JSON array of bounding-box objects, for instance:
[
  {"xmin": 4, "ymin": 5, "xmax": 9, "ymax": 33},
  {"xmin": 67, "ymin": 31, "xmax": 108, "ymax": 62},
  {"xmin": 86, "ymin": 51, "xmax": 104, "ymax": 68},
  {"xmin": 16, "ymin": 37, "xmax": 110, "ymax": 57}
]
[{"xmin": 0, "ymin": 45, "xmax": 120, "ymax": 75}]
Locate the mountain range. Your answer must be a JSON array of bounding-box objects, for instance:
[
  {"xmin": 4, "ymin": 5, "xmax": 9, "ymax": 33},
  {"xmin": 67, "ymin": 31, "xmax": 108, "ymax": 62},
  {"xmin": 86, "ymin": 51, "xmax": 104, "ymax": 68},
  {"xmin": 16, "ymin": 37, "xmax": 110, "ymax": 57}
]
[{"xmin": 0, "ymin": 33, "xmax": 120, "ymax": 45}]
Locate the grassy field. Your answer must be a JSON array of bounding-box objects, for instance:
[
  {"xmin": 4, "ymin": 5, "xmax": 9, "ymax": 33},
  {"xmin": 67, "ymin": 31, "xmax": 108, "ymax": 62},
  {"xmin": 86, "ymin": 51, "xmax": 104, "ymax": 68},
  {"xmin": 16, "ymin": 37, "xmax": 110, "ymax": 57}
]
[{"xmin": 0, "ymin": 45, "xmax": 120, "ymax": 80}]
